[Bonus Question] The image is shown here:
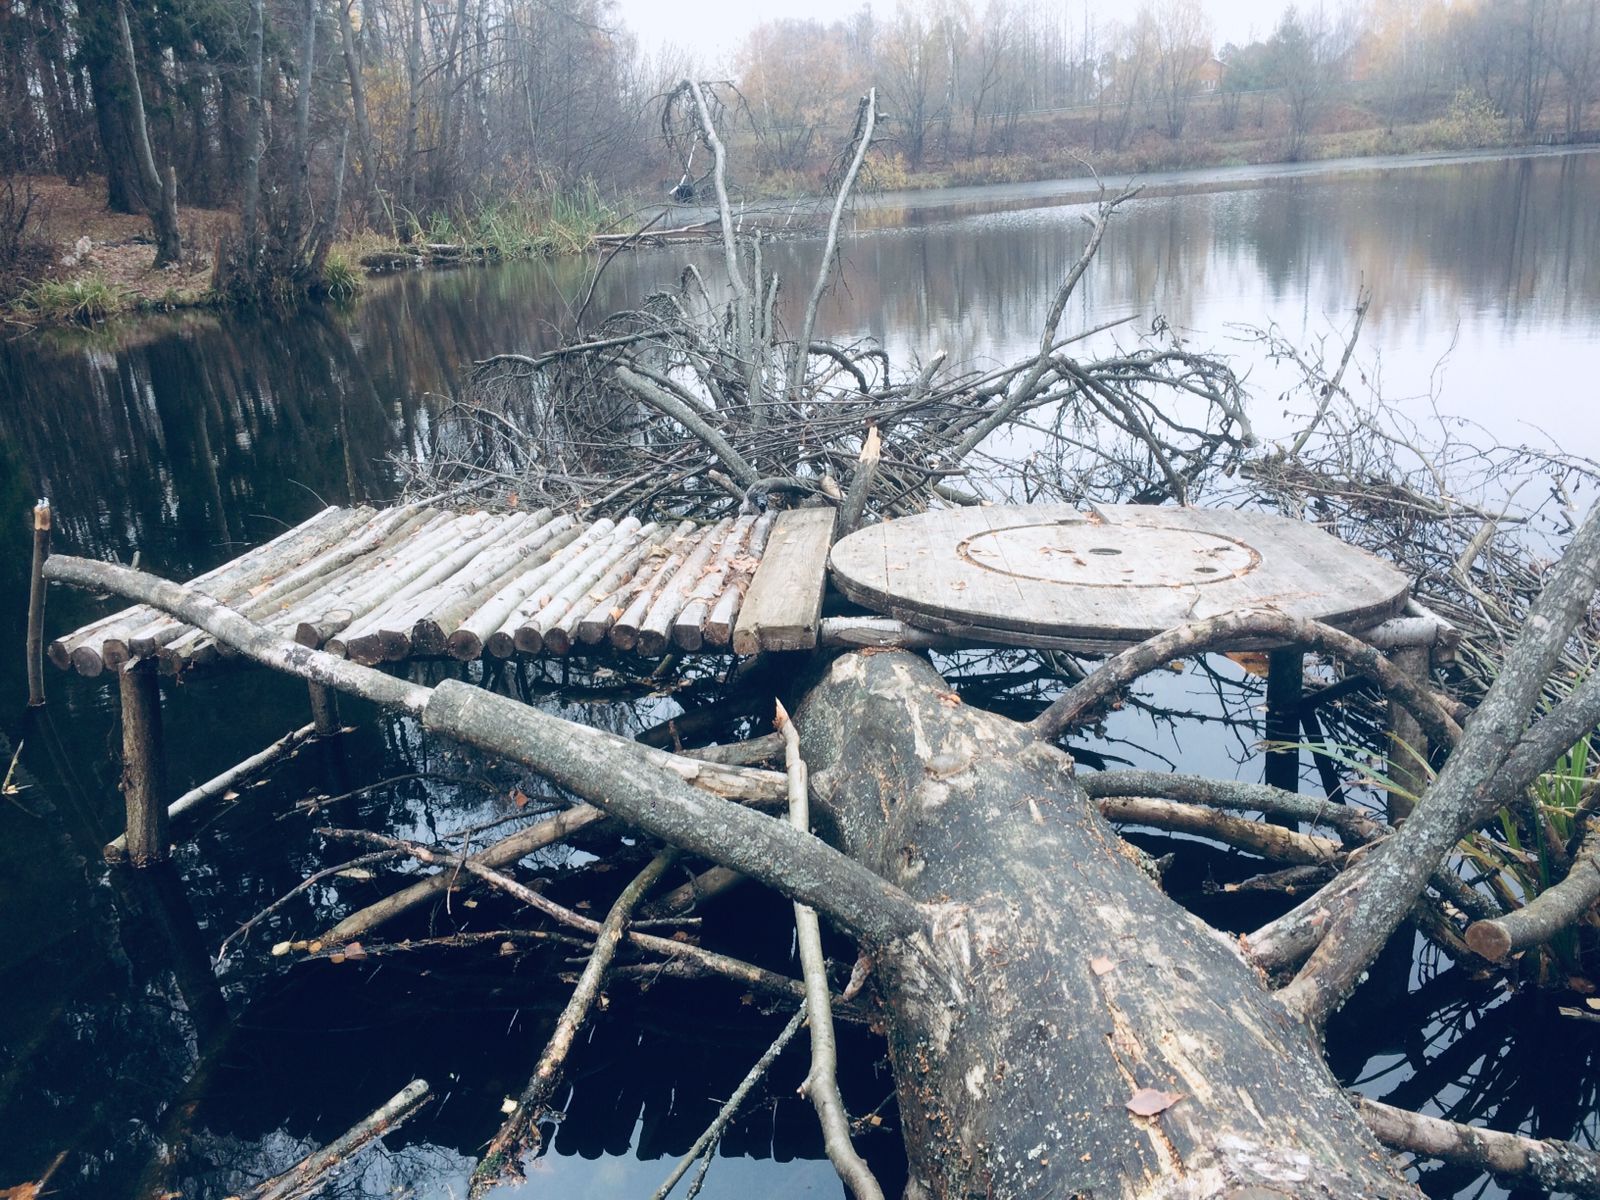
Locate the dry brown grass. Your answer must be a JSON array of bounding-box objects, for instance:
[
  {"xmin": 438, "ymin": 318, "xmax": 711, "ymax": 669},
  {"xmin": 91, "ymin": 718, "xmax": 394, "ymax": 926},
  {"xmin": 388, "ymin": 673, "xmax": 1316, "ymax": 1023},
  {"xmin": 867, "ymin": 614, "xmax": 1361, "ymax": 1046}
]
[{"xmin": 11, "ymin": 176, "xmax": 233, "ymax": 311}]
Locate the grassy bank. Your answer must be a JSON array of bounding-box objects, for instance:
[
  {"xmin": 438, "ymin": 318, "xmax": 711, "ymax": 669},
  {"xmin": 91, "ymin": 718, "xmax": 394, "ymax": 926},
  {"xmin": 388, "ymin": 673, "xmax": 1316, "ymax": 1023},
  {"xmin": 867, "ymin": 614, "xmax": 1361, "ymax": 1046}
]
[
  {"xmin": 741, "ymin": 89, "xmax": 1579, "ymax": 199},
  {"xmin": 2, "ymin": 179, "xmax": 618, "ymax": 332}
]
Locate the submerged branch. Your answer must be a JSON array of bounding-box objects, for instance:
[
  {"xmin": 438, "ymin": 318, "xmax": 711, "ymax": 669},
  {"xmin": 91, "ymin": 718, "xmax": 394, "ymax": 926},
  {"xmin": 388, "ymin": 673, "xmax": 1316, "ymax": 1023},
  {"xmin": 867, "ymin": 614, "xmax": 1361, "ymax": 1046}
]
[
  {"xmin": 245, "ymin": 1080, "xmax": 430, "ymax": 1200},
  {"xmin": 473, "ymin": 849, "xmax": 679, "ymax": 1194},
  {"xmin": 651, "ymin": 1005, "xmax": 810, "ymax": 1200}
]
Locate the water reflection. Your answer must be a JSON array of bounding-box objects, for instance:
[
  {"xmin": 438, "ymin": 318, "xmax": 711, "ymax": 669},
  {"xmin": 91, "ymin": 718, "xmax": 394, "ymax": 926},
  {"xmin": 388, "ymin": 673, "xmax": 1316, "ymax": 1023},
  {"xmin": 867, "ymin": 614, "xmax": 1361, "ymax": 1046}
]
[{"xmin": 2, "ymin": 148, "xmax": 1599, "ymax": 1198}]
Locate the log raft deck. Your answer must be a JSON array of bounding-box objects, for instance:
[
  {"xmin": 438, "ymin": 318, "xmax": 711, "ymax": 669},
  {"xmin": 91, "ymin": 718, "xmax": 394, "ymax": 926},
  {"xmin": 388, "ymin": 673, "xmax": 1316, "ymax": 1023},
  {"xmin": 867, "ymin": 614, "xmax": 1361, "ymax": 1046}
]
[{"xmin": 31, "ymin": 500, "xmax": 1456, "ymax": 861}]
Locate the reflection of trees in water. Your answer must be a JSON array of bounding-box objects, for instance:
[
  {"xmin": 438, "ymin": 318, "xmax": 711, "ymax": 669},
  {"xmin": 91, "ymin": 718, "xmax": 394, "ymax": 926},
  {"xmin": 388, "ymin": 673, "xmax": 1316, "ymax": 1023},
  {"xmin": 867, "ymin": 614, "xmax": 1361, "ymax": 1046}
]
[
  {"xmin": 1331, "ymin": 968, "xmax": 1600, "ymax": 1199},
  {"xmin": 0, "ymin": 256, "xmax": 624, "ymax": 587},
  {"xmin": 1, "ymin": 655, "xmax": 901, "ymax": 1200},
  {"xmin": 760, "ymin": 152, "xmax": 1600, "ymax": 366}
]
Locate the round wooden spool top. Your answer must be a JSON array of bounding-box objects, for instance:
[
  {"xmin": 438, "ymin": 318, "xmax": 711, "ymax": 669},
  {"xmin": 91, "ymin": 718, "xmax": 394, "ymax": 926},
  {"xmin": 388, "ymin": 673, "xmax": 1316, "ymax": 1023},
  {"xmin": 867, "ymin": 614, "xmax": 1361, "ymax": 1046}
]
[{"xmin": 829, "ymin": 504, "xmax": 1411, "ymax": 651}]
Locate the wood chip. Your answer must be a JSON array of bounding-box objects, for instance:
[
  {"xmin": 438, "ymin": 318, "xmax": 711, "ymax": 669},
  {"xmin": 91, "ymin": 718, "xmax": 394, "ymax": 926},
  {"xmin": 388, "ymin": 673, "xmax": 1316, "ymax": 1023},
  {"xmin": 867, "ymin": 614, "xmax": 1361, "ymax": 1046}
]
[{"xmin": 1125, "ymin": 1088, "xmax": 1183, "ymax": 1117}]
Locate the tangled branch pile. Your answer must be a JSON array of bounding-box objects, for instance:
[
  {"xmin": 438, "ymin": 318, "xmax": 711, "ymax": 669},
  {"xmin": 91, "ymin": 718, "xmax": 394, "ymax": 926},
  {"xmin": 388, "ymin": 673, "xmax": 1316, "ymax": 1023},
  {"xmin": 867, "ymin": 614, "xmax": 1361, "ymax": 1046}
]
[
  {"xmin": 1231, "ymin": 340, "xmax": 1600, "ymax": 704},
  {"xmin": 400, "ymin": 84, "xmax": 1254, "ymax": 533}
]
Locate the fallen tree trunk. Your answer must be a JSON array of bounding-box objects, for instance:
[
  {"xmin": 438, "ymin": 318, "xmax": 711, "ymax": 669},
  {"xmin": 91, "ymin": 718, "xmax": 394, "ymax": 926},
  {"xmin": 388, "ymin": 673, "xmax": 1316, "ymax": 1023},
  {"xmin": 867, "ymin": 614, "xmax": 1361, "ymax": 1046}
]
[{"xmin": 796, "ymin": 650, "xmax": 1416, "ymax": 1199}]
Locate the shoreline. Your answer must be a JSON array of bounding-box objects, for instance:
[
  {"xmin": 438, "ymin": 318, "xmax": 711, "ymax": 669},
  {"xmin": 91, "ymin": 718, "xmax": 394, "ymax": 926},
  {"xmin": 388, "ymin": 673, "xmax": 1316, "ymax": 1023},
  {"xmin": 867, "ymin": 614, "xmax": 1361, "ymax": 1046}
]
[
  {"xmin": 10, "ymin": 141, "xmax": 1598, "ymax": 335},
  {"xmin": 854, "ymin": 142, "xmax": 1600, "ymax": 218}
]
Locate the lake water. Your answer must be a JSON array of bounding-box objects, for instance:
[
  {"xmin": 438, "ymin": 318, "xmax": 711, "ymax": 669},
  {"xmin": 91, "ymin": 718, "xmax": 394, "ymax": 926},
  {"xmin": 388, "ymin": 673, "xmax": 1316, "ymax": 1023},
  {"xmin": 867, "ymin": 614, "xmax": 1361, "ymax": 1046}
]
[{"xmin": 2, "ymin": 147, "xmax": 1598, "ymax": 1199}]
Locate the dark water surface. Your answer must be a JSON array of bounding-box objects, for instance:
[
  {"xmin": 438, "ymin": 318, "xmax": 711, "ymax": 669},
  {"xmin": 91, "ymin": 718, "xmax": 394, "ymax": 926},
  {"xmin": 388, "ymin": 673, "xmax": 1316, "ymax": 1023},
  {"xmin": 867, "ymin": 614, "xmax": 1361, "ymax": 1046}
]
[{"xmin": 2, "ymin": 148, "xmax": 1598, "ymax": 1198}]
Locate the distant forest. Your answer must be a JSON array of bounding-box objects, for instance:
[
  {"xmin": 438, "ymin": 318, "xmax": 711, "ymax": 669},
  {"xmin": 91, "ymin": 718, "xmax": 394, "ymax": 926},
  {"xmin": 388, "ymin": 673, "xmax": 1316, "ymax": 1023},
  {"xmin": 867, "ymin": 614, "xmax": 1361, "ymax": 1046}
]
[{"xmin": 1, "ymin": 0, "xmax": 1597, "ymax": 293}]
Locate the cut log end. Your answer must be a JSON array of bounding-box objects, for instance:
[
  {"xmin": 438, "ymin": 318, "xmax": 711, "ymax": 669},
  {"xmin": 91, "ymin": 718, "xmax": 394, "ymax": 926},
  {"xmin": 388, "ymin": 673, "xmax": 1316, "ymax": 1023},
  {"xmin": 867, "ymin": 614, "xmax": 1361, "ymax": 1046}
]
[
  {"xmin": 447, "ymin": 630, "xmax": 484, "ymax": 662},
  {"xmin": 1464, "ymin": 919, "xmax": 1513, "ymax": 962},
  {"xmin": 345, "ymin": 634, "xmax": 389, "ymax": 666},
  {"xmin": 410, "ymin": 622, "xmax": 448, "ymax": 657}
]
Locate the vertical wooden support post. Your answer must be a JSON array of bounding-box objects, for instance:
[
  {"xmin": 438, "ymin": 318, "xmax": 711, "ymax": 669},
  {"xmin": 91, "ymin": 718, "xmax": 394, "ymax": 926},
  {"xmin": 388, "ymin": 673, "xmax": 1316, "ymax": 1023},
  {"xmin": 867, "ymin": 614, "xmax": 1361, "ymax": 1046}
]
[
  {"xmin": 1385, "ymin": 646, "xmax": 1431, "ymax": 823},
  {"xmin": 1264, "ymin": 649, "xmax": 1303, "ymax": 796},
  {"xmin": 26, "ymin": 499, "xmax": 51, "ymax": 707},
  {"xmin": 308, "ymin": 681, "xmax": 340, "ymax": 736},
  {"xmin": 120, "ymin": 659, "xmax": 168, "ymax": 866}
]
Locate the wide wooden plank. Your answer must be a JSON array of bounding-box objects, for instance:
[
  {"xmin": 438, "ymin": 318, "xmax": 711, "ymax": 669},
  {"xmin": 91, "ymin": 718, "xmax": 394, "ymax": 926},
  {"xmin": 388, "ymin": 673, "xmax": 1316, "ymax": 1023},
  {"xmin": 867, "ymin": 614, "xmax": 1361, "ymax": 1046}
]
[
  {"xmin": 829, "ymin": 504, "xmax": 1410, "ymax": 648},
  {"xmin": 732, "ymin": 508, "xmax": 837, "ymax": 654}
]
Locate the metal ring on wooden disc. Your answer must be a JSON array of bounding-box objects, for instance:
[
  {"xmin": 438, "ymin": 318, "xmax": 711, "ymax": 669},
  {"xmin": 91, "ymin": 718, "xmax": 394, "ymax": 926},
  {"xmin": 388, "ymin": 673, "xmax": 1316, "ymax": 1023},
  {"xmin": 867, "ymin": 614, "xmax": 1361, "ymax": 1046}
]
[
  {"xmin": 829, "ymin": 504, "xmax": 1411, "ymax": 648},
  {"xmin": 958, "ymin": 522, "xmax": 1262, "ymax": 588}
]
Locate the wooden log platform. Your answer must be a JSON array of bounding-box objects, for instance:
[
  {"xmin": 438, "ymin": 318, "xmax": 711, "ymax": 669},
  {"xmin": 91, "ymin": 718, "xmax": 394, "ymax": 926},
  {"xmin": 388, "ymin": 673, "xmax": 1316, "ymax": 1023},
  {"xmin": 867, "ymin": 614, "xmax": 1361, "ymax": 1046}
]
[
  {"xmin": 48, "ymin": 501, "xmax": 1434, "ymax": 681},
  {"xmin": 42, "ymin": 498, "xmax": 1445, "ymax": 864},
  {"xmin": 47, "ymin": 505, "xmax": 833, "ymax": 677}
]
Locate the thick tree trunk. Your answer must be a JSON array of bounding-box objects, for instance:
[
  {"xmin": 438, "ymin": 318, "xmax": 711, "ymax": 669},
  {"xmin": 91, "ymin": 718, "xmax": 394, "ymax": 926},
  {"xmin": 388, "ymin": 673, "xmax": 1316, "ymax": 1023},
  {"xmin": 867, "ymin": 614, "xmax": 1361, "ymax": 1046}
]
[
  {"xmin": 797, "ymin": 650, "xmax": 1417, "ymax": 1200},
  {"xmin": 113, "ymin": 0, "xmax": 180, "ymax": 266},
  {"xmin": 79, "ymin": 0, "xmax": 147, "ymax": 213},
  {"xmin": 400, "ymin": 0, "xmax": 422, "ymax": 238},
  {"xmin": 336, "ymin": 0, "xmax": 381, "ymax": 229},
  {"xmin": 284, "ymin": 0, "xmax": 317, "ymax": 265},
  {"xmin": 239, "ymin": 0, "xmax": 265, "ymax": 268}
]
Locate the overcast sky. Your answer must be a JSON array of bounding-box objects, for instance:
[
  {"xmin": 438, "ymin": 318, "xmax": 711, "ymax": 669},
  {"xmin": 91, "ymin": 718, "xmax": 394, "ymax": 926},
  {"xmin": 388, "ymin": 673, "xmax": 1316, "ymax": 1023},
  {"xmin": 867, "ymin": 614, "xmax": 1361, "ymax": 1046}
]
[{"xmin": 610, "ymin": 0, "xmax": 1304, "ymax": 67}]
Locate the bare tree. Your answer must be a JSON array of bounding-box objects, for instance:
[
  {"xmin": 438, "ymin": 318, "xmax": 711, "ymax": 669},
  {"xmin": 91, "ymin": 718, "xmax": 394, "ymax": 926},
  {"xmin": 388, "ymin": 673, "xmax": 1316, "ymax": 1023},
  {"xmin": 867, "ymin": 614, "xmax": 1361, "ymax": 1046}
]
[
  {"xmin": 1549, "ymin": 0, "xmax": 1600, "ymax": 135},
  {"xmin": 1096, "ymin": 10, "xmax": 1155, "ymax": 151},
  {"xmin": 1270, "ymin": 3, "xmax": 1354, "ymax": 159},
  {"xmin": 1147, "ymin": 0, "xmax": 1211, "ymax": 139},
  {"xmin": 963, "ymin": 0, "xmax": 1014, "ymax": 155},
  {"xmin": 881, "ymin": 4, "xmax": 941, "ymax": 168},
  {"xmin": 738, "ymin": 20, "xmax": 866, "ymax": 173}
]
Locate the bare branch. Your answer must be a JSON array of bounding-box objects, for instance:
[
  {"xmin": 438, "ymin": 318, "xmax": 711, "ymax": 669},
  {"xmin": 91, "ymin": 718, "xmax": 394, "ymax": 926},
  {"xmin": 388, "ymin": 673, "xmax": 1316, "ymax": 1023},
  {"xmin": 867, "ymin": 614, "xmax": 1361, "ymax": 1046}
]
[{"xmin": 778, "ymin": 700, "xmax": 884, "ymax": 1200}]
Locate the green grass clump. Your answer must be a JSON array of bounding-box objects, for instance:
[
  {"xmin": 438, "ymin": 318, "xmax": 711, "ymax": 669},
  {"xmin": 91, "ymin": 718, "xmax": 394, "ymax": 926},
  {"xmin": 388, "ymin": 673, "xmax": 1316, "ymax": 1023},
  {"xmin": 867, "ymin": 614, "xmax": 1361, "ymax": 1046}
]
[
  {"xmin": 417, "ymin": 178, "xmax": 617, "ymax": 260},
  {"xmin": 14, "ymin": 275, "xmax": 131, "ymax": 323},
  {"xmin": 535, "ymin": 179, "xmax": 616, "ymax": 254},
  {"xmin": 319, "ymin": 252, "xmax": 363, "ymax": 301}
]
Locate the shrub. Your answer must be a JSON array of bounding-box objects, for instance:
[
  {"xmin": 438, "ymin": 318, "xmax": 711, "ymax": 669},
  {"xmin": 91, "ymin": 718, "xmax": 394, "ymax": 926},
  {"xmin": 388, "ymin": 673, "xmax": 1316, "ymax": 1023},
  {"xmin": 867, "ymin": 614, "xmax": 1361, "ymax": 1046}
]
[
  {"xmin": 1430, "ymin": 89, "xmax": 1505, "ymax": 149},
  {"xmin": 865, "ymin": 149, "xmax": 912, "ymax": 192},
  {"xmin": 0, "ymin": 179, "xmax": 54, "ymax": 303}
]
